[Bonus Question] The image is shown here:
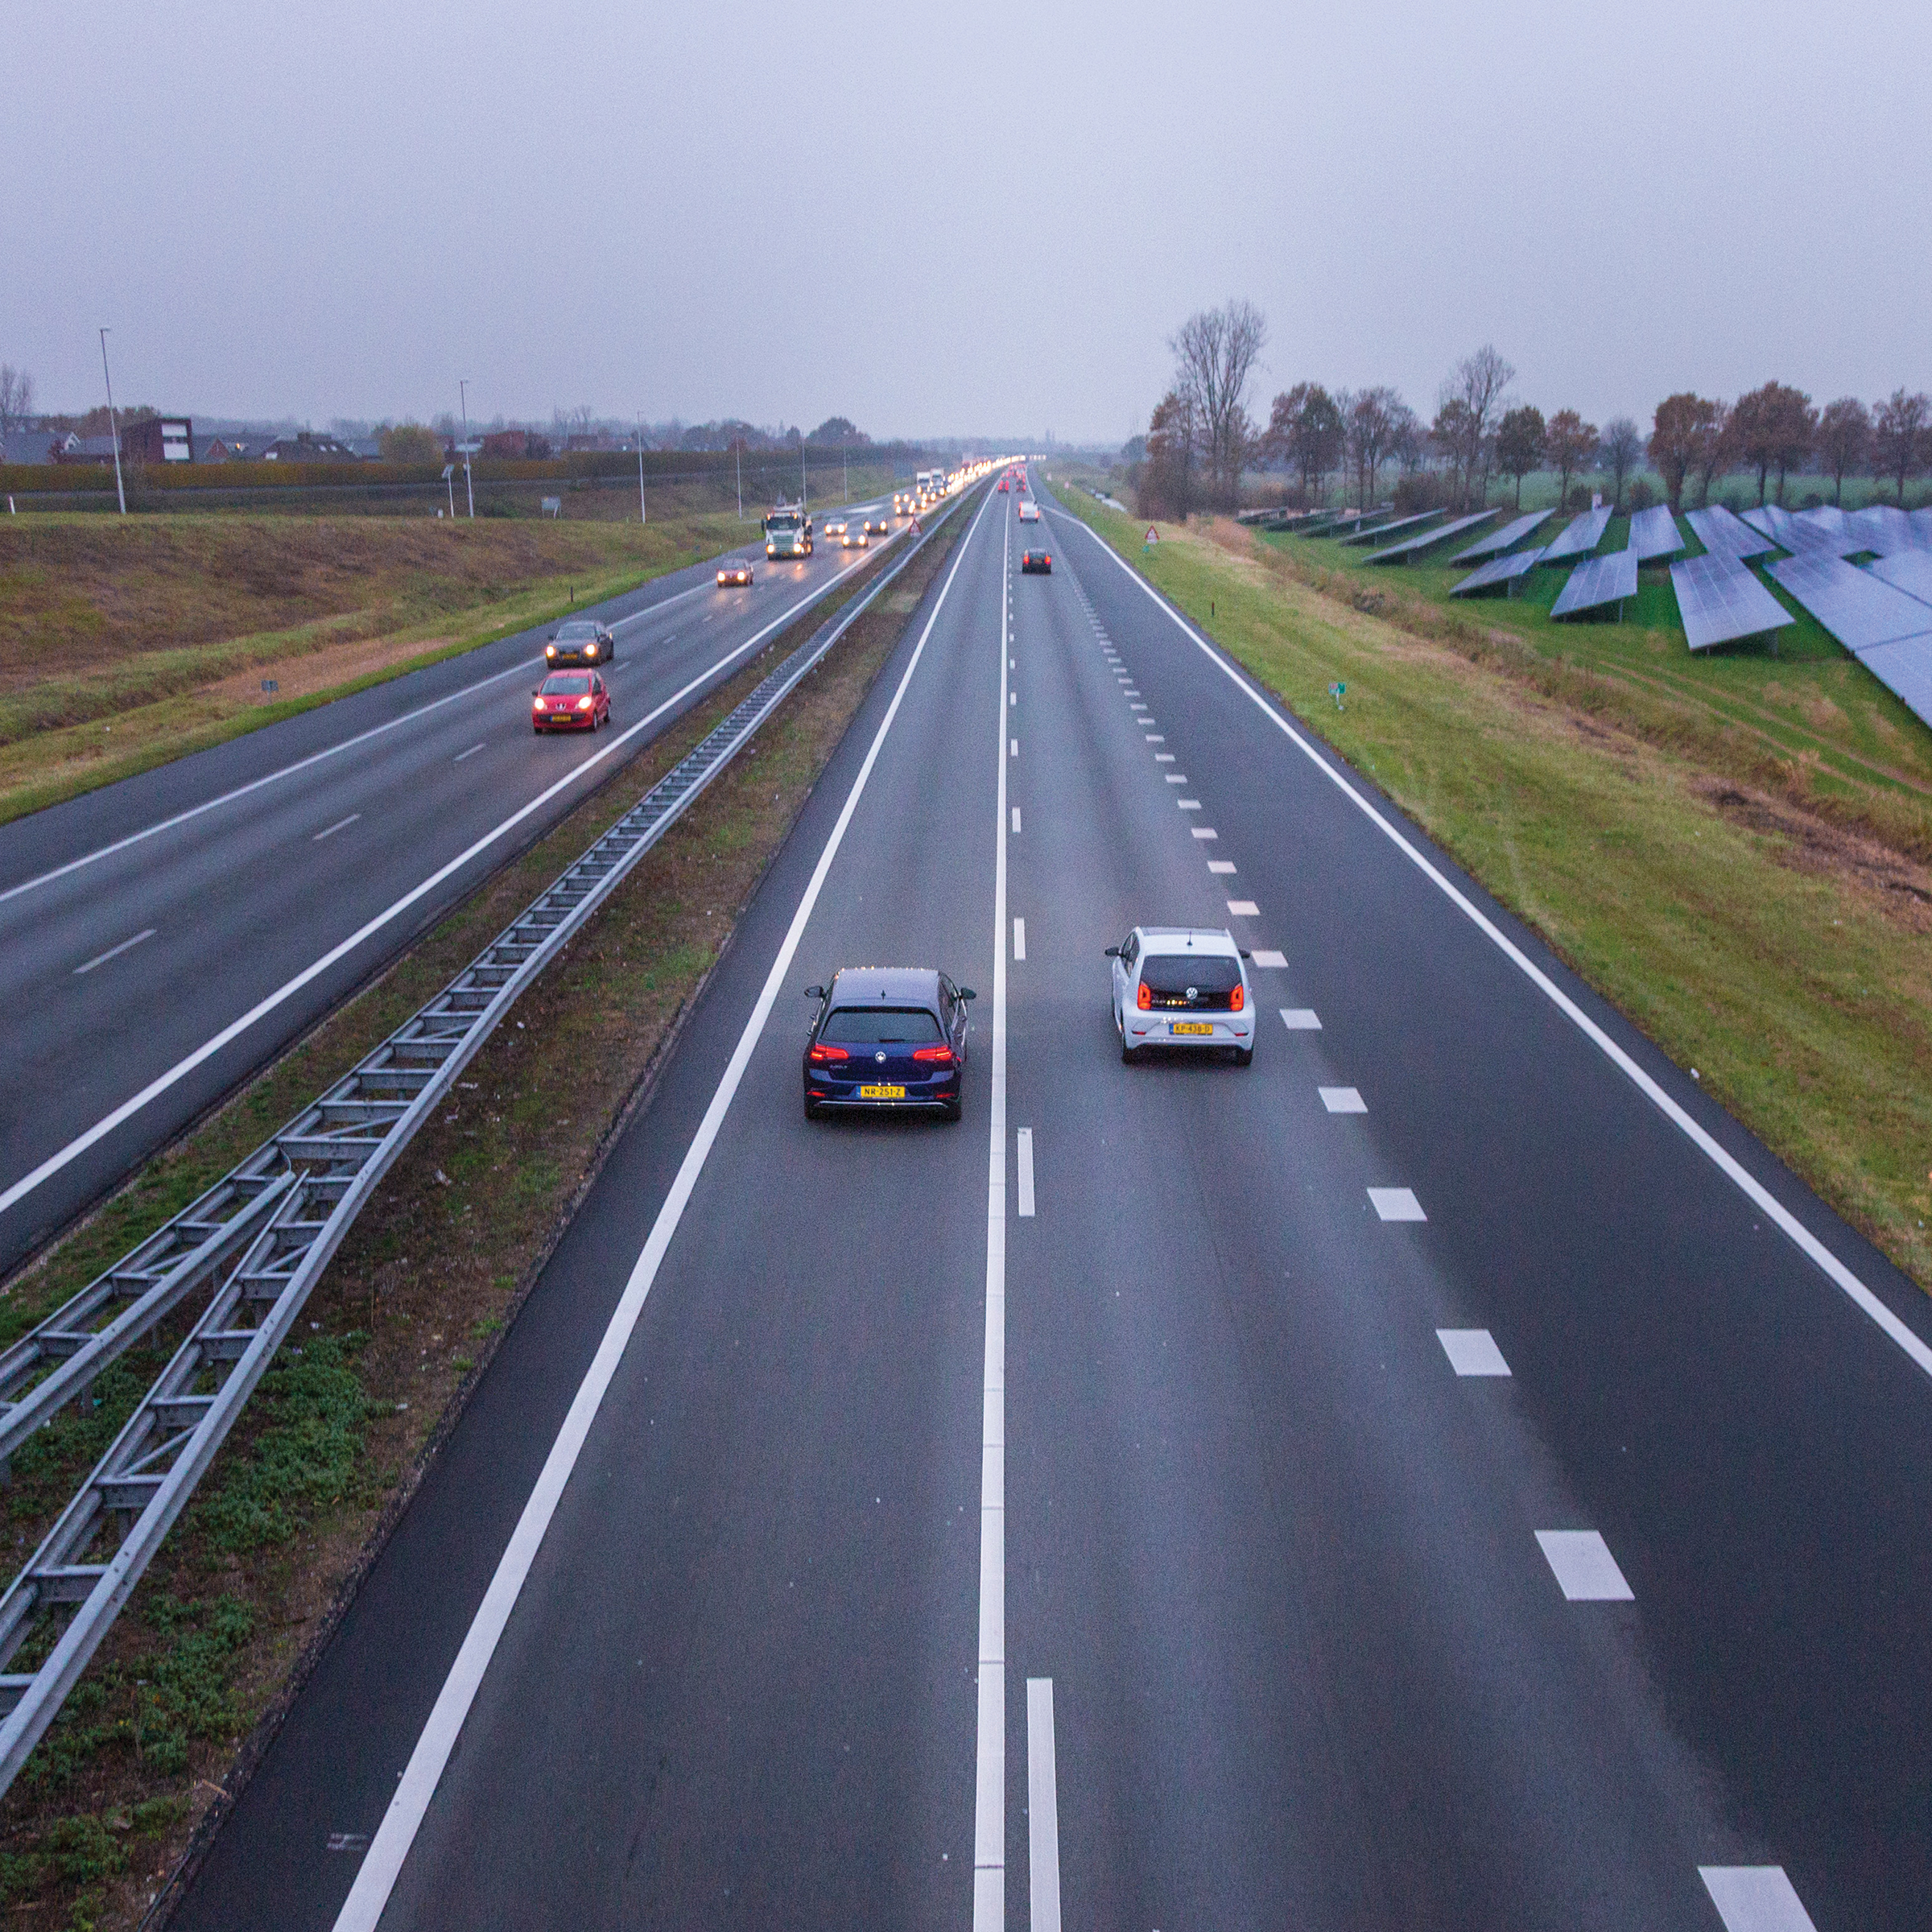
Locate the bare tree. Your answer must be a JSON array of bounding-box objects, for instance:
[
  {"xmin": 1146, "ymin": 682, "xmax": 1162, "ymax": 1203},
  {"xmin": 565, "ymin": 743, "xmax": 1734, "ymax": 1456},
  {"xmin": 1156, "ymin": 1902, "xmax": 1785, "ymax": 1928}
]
[
  {"xmin": 1431, "ymin": 398, "xmax": 1476, "ymax": 506},
  {"xmin": 1692, "ymin": 400, "xmax": 1731, "ymax": 506},
  {"xmin": 1168, "ymin": 300, "xmax": 1268, "ymax": 510},
  {"xmin": 1730, "ymin": 381, "xmax": 1814, "ymax": 505},
  {"xmin": 1598, "ymin": 417, "xmax": 1644, "ymax": 512},
  {"xmin": 1494, "ymin": 404, "xmax": 1546, "ymax": 509},
  {"xmin": 1544, "ymin": 409, "xmax": 1598, "ymax": 514},
  {"xmin": 1648, "ymin": 393, "xmax": 1719, "ymax": 513},
  {"xmin": 1814, "ymin": 398, "xmax": 1871, "ymax": 506},
  {"xmin": 1871, "ymin": 390, "xmax": 1930, "ymax": 505},
  {"xmin": 1344, "ymin": 386, "xmax": 1402, "ymax": 507},
  {"xmin": 1388, "ymin": 400, "xmax": 1425, "ymax": 476},
  {"xmin": 1439, "ymin": 345, "xmax": 1514, "ymax": 506},
  {"xmin": 1137, "ymin": 387, "xmax": 1199, "ymax": 519},
  {"xmin": 0, "ymin": 365, "xmax": 33, "ymax": 456}
]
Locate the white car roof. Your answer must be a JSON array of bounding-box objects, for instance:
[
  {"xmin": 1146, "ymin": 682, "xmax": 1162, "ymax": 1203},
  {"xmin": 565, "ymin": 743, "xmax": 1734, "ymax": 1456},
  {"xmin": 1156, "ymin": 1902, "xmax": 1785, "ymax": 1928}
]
[{"xmin": 1137, "ymin": 927, "xmax": 1241, "ymax": 958}]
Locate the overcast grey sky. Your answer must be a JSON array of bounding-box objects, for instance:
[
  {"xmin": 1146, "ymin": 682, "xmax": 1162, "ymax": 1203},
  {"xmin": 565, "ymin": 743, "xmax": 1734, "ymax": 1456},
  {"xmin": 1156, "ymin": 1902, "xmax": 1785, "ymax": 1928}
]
[{"xmin": 7, "ymin": 0, "xmax": 1927, "ymax": 444}]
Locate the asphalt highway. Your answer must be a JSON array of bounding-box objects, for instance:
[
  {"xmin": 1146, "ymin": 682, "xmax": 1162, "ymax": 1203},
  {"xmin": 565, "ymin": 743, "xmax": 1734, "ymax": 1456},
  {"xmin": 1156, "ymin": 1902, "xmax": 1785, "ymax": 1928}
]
[
  {"xmin": 171, "ymin": 473, "xmax": 1932, "ymax": 1930},
  {"xmin": 0, "ymin": 501, "xmax": 894, "ymax": 1275}
]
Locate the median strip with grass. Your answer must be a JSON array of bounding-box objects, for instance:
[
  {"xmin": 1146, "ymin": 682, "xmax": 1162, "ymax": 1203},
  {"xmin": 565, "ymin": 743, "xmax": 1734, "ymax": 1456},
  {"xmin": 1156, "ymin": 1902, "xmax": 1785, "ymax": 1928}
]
[
  {"xmin": 0, "ymin": 497, "xmax": 972, "ymax": 1930},
  {"xmin": 1049, "ymin": 478, "xmax": 1932, "ymax": 1297}
]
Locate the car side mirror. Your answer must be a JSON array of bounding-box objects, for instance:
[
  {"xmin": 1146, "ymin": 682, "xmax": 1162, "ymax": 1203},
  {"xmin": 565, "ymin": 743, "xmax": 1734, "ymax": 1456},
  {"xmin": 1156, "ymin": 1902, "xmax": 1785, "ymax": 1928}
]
[
  {"xmin": 802, "ymin": 985, "xmax": 824, "ymax": 1000},
  {"xmin": 958, "ymin": 988, "xmax": 976, "ymax": 1001},
  {"xmin": 1104, "ymin": 946, "xmax": 1120, "ymax": 958},
  {"xmin": 1239, "ymin": 949, "xmax": 1253, "ymax": 960},
  {"xmin": 532, "ymin": 688, "xmax": 541, "ymax": 697}
]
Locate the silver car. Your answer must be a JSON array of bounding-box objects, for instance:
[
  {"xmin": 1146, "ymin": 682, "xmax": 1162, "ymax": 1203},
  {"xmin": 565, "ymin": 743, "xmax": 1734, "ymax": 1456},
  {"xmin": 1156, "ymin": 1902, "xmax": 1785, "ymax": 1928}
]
[{"xmin": 1107, "ymin": 926, "xmax": 1255, "ymax": 1065}]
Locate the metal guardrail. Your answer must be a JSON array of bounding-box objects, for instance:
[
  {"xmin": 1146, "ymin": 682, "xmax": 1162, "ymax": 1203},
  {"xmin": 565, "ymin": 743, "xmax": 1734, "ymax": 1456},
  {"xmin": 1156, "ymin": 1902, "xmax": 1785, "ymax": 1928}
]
[{"xmin": 0, "ymin": 488, "xmax": 970, "ymax": 1793}]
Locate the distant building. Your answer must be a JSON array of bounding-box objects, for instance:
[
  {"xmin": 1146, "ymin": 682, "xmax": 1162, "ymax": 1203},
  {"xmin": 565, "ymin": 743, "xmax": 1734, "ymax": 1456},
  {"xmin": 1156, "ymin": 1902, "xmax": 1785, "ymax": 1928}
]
[
  {"xmin": 121, "ymin": 416, "xmax": 194, "ymax": 464},
  {"xmin": 259, "ymin": 431, "xmax": 360, "ymax": 463},
  {"xmin": 481, "ymin": 428, "xmax": 552, "ymax": 459},
  {"xmin": 53, "ymin": 435, "xmax": 122, "ymax": 464},
  {"xmin": 0, "ymin": 427, "xmax": 64, "ymax": 464}
]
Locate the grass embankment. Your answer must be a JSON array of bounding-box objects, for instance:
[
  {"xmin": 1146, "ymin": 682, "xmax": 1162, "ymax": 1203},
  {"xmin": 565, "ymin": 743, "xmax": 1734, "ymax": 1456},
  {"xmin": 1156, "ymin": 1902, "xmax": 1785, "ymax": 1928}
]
[
  {"xmin": 1048, "ymin": 477, "xmax": 1932, "ymax": 1294},
  {"xmin": 0, "ymin": 489, "xmax": 778, "ymax": 825},
  {"xmin": 0, "ymin": 503, "xmax": 971, "ymax": 1930}
]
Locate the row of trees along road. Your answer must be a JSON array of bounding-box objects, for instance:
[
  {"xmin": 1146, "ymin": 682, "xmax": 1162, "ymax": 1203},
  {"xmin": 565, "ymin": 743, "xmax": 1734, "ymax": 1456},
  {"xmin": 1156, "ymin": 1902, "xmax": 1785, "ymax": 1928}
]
[{"xmin": 1133, "ymin": 313, "xmax": 1932, "ymax": 521}]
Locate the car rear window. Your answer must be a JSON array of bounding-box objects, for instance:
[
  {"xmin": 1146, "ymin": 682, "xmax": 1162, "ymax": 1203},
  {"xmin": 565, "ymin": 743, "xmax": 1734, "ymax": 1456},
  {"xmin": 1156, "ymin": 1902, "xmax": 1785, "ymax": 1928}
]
[
  {"xmin": 541, "ymin": 674, "xmax": 592, "ymax": 694},
  {"xmin": 1139, "ymin": 956, "xmax": 1241, "ymax": 996},
  {"xmin": 823, "ymin": 1006, "xmax": 943, "ymax": 1044}
]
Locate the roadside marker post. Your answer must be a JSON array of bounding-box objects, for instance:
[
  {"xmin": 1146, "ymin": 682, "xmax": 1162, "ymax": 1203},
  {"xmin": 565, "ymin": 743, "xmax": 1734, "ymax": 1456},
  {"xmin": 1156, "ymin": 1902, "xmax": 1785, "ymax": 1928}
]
[{"xmin": 1330, "ymin": 682, "xmax": 1346, "ymax": 711}]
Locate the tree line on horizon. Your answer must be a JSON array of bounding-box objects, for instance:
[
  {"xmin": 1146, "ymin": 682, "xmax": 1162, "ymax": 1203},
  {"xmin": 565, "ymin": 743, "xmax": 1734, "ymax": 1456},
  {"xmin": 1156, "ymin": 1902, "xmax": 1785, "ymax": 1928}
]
[{"xmin": 1129, "ymin": 308, "xmax": 1932, "ymax": 523}]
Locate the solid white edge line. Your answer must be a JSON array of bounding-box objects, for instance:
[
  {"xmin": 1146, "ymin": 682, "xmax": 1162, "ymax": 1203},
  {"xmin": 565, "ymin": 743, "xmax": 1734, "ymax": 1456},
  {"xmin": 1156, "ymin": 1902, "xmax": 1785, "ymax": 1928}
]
[
  {"xmin": 1026, "ymin": 1678, "xmax": 1063, "ymax": 1932},
  {"xmin": 0, "ymin": 566, "xmax": 870, "ymax": 1221},
  {"xmin": 312, "ymin": 813, "xmax": 362, "ymax": 842},
  {"xmin": 0, "ymin": 551, "xmax": 860, "ymax": 910},
  {"xmin": 1058, "ymin": 506, "xmax": 1932, "ymax": 1385},
  {"xmin": 972, "ymin": 502, "xmax": 1010, "ymax": 1932},
  {"xmin": 332, "ymin": 488, "xmax": 995, "ymax": 1932}
]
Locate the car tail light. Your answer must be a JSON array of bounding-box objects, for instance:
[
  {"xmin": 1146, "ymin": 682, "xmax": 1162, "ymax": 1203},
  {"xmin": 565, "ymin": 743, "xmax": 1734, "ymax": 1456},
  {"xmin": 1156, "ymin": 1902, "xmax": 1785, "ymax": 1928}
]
[
  {"xmin": 577, "ymin": 696, "xmax": 593, "ymax": 711},
  {"xmin": 1230, "ymin": 983, "xmax": 1245, "ymax": 1012},
  {"xmin": 807, "ymin": 1042, "xmax": 848, "ymax": 1064},
  {"xmin": 1137, "ymin": 981, "xmax": 1151, "ymax": 1010},
  {"xmin": 912, "ymin": 1045, "xmax": 955, "ymax": 1064}
]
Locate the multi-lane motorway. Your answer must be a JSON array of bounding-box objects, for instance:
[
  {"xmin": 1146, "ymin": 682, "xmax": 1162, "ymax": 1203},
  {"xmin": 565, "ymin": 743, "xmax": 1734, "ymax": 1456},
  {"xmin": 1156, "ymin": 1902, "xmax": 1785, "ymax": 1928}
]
[
  {"xmin": 0, "ymin": 507, "xmax": 892, "ymax": 1276},
  {"xmin": 138, "ymin": 470, "xmax": 1932, "ymax": 1930}
]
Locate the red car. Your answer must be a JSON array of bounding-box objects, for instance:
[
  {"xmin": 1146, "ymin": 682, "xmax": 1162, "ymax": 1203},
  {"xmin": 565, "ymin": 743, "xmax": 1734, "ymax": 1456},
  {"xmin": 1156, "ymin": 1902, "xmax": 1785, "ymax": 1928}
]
[{"xmin": 532, "ymin": 670, "xmax": 610, "ymax": 733}]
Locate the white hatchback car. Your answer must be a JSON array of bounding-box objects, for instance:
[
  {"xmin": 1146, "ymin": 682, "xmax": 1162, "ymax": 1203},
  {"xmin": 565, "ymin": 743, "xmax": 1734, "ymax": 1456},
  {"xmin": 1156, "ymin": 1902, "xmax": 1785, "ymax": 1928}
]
[
  {"xmin": 1018, "ymin": 499, "xmax": 1041, "ymax": 522},
  {"xmin": 1107, "ymin": 927, "xmax": 1255, "ymax": 1065}
]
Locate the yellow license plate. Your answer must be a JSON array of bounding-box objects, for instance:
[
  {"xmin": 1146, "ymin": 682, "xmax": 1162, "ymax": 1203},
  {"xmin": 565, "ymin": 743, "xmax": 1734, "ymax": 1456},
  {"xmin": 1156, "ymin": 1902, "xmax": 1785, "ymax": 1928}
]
[
  {"xmin": 858, "ymin": 1084, "xmax": 906, "ymax": 1100},
  {"xmin": 1170, "ymin": 1022, "xmax": 1213, "ymax": 1036}
]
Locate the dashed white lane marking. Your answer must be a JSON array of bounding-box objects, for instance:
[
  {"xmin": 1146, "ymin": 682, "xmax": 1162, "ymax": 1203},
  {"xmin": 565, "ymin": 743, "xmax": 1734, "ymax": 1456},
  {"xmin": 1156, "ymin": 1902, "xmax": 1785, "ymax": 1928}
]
[
  {"xmin": 1012, "ymin": 807, "xmax": 1022, "ymax": 835},
  {"xmin": 1699, "ymin": 1866, "xmax": 1817, "ymax": 1932},
  {"xmin": 1319, "ymin": 1086, "xmax": 1365, "ymax": 1113},
  {"xmin": 1208, "ymin": 860, "xmax": 1236, "ymax": 874},
  {"xmin": 1010, "ymin": 739, "xmax": 1018, "ymax": 758},
  {"xmin": 452, "ymin": 742, "xmax": 486, "ymax": 763},
  {"xmin": 1166, "ymin": 774, "xmax": 1187, "ymax": 785},
  {"xmin": 1017, "ymin": 1129, "xmax": 1035, "ymax": 1217},
  {"xmin": 1009, "ymin": 691, "xmax": 1018, "ymax": 707},
  {"xmin": 1145, "ymin": 734, "xmax": 1164, "ymax": 743},
  {"xmin": 1191, "ymin": 827, "xmax": 1218, "ymax": 840},
  {"xmin": 1129, "ymin": 703, "xmax": 1148, "ymax": 712},
  {"xmin": 1178, "ymin": 799, "xmax": 1202, "ymax": 811},
  {"xmin": 1013, "ymin": 917, "xmax": 1026, "ymax": 960},
  {"xmin": 1154, "ymin": 753, "xmax": 1175, "ymax": 762},
  {"xmin": 1250, "ymin": 947, "xmax": 1286, "ymax": 967},
  {"xmin": 1226, "ymin": 899, "xmax": 1260, "ymax": 916},
  {"xmin": 74, "ymin": 928, "xmax": 157, "ymax": 976},
  {"xmin": 312, "ymin": 813, "xmax": 362, "ymax": 842},
  {"xmin": 1437, "ymin": 1328, "xmax": 1511, "ymax": 1376},
  {"xmin": 1368, "ymin": 1187, "xmax": 1426, "ymax": 1221},
  {"xmin": 1280, "ymin": 1009, "xmax": 1322, "ymax": 1030},
  {"xmin": 1026, "ymin": 1678, "xmax": 1063, "ymax": 1932},
  {"xmin": 1535, "ymin": 1530, "xmax": 1634, "ymax": 1601}
]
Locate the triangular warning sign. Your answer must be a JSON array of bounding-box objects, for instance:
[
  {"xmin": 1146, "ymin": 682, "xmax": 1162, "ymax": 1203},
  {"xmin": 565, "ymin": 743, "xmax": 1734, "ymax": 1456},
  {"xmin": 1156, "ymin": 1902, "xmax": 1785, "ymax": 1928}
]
[{"xmin": 1145, "ymin": 526, "xmax": 1159, "ymax": 544}]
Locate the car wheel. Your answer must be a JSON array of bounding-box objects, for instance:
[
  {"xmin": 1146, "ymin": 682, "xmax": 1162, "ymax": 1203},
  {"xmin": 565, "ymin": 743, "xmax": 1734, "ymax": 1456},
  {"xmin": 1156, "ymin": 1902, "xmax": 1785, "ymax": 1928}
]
[
  {"xmin": 1121, "ymin": 1040, "xmax": 1139, "ymax": 1065},
  {"xmin": 1234, "ymin": 1047, "xmax": 1253, "ymax": 1067},
  {"xmin": 803, "ymin": 1096, "xmax": 821, "ymax": 1121},
  {"xmin": 943, "ymin": 1100, "xmax": 963, "ymax": 1124}
]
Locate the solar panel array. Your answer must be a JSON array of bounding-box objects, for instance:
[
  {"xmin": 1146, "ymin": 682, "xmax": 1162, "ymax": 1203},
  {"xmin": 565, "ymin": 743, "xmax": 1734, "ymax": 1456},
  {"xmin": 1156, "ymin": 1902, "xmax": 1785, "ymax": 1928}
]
[
  {"xmin": 1868, "ymin": 548, "xmax": 1932, "ymax": 609},
  {"xmin": 1450, "ymin": 547, "xmax": 1546, "ymax": 597},
  {"xmin": 1686, "ymin": 505, "xmax": 1774, "ymax": 560},
  {"xmin": 1855, "ymin": 639, "xmax": 1932, "ymax": 726},
  {"xmin": 1363, "ymin": 509, "xmax": 1498, "ymax": 563},
  {"xmin": 1744, "ymin": 504, "xmax": 1863, "ymax": 557},
  {"xmin": 1628, "ymin": 506, "xmax": 1685, "ymax": 562},
  {"xmin": 1847, "ymin": 504, "xmax": 1931, "ymax": 555},
  {"xmin": 1338, "ymin": 508, "xmax": 1442, "ymax": 547},
  {"xmin": 1451, "ymin": 509, "xmax": 1553, "ymax": 564},
  {"xmin": 1766, "ymin": 552, "xmax": 1932, "ymax": 650},
  {"xmin": 1551, "ymin": 548, "xmax": 1639, "ymax": 617},
  {"xmin": 1541, "ymin": 506, "xmax": 1612, "ymax": 560},
  {"xmin": 1670, "ymin": 554, "xmax": 1795, "ymax": 650}
]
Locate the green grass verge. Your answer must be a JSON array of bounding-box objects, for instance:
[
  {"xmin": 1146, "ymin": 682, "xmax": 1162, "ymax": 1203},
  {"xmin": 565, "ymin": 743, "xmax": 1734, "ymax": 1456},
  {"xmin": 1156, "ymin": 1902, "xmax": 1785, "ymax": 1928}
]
[{"xmin": 1048, "ymin": 475, "xmax": 1932, "ymax": 1294}]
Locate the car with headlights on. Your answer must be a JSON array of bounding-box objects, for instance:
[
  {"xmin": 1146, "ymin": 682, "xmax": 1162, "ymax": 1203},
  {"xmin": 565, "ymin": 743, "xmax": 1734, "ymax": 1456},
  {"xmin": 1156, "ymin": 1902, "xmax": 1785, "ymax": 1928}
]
[
  {"xmin": 824, "ymin": 518, "xmax": 848, "ymax": 539},
  {"xmin": 531, "ymin": 669, "xmax": 609, "ymax": 734},
  {"xmin": 716, "ymin": 559, "xmax": 754, "ymax": 587},
  {"xmin": 544, "ymin": 617, "xmax": 616, "ymax": 667},
  {"xmin": 865, "ymin": 516, "xmax": 889, "ymax": 536},
  {"xmin": 840, "ymin": 526, "xmax": 869, "ymax": 549},
  {"xmin": 1107, "ymin": 927, "xmax": 1254, "ymax": 1064},
  {"xmin": 801, "ymin": 968, "xmax": 974, "ymax": 1121},
  {"xmin": 1021, "ymin": 548, "xmax": 1051, "ymax": 574}
]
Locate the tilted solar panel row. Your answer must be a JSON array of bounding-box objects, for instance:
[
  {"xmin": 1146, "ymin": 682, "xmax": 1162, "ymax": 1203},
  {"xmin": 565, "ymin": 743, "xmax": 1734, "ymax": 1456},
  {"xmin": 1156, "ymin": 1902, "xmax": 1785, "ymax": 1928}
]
[
  {"xmin": 1541, "ymin": 506, "xmax": 1612, "ymax": 560},
  {"xmin": 1551, "ymin": 548, "xmax": 1638, "ymax": 617},
  {"xmin": 1451, "ymin": 509, "xmax": 1553, "ymax": 564},
  {"xmin": 1363, "ymin": 510, "xmax": 1498, "ymax": 563},
  {"xmin": 1670, "ymin": 553, "xmax": 1794, "ymax": 650}
]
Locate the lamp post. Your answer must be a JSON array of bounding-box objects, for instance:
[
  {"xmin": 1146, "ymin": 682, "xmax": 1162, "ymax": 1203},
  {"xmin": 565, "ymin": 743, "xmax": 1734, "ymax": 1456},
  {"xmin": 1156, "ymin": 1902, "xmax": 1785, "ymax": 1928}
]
[
  {"xmin": 800, "ymin": 436, "xmax": 807, "ymax": 515},
  {"xmin": 98, "ymin": 328, "xmax": 126, "ymax": 516},
  {"xmin": 841, "ymin": 436, "xmax": 848, "ymax": 503},
  {"xmin": 458, "ymin": 381, "xmax": 475, "ymax": 518},
  {"xmin": 637, "ymin": 416, "xmax": 646, "ymax": 525},
  {"xmin": 735, "ymin": 439, "xmax": 743, "ymax": 521}
]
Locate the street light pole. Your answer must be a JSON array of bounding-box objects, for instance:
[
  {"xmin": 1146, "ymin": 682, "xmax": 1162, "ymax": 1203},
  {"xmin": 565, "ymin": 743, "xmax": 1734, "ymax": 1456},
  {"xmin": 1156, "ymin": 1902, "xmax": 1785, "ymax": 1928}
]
[
  {"xmin": 800, "ymin": 437, "xmax": 807, "ymax": 514},
  {"xmin": 637, "ymin": 416, "xmax": 646, "ymax": 525},
  {"xmin": 842, "ymin": 436, "xmax": 848, "ymax": 502},
  {"xmin": 458, "ymin": 380, "xmax": 475, "ymax": 518},
  {"xmin": 735, "ymin": 440, "xmax": 742, "ymax": 521},
  {"xmin": 98, "ymin": 328, "xmax": 126, "ymax": 516}
]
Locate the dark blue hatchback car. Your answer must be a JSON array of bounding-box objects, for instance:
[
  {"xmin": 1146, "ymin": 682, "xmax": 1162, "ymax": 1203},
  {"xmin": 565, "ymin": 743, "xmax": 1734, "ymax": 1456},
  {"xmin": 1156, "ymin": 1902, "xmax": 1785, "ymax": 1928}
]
[{"xmin": 801, "ymin": 968, "xmax": 974, "ymax": 1121}]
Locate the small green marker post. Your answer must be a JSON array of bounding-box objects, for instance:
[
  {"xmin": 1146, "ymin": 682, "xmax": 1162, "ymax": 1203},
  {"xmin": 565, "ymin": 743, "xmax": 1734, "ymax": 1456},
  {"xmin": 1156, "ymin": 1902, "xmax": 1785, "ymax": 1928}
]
[{"xmin": 1330, "ymin": 681, "xmax": 1347, "ymax": 712}]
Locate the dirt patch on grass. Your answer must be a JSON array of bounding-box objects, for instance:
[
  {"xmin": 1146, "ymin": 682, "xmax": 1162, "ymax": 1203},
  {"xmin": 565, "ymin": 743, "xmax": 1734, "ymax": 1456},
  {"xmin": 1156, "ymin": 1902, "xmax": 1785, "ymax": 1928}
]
[{"xmin": 0, "ymin": 502, "xmax": 975, "ymax": 1930}]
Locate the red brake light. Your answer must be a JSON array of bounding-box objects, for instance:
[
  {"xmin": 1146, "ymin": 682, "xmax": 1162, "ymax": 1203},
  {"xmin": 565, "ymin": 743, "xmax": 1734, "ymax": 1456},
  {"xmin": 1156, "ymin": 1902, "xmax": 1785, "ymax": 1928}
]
[
  {"xmin": 1137, "ymin": 981, "xmax": 1151, "ymax": 1010},
  {"xmin": 911, "ymin": 1045, "xmax": 955, "ymax": 1064},
  {"xmin": 808, "ymin": 1042, "xmax": 848, "ymax": 1064},
  {"xmin": 1230, "ymin": 983, "xmax": 1245, "ymax": 1012}
]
